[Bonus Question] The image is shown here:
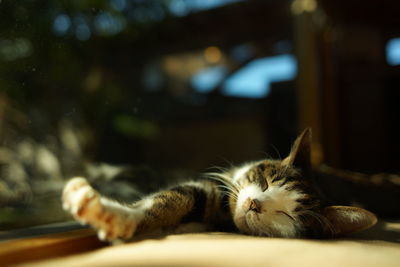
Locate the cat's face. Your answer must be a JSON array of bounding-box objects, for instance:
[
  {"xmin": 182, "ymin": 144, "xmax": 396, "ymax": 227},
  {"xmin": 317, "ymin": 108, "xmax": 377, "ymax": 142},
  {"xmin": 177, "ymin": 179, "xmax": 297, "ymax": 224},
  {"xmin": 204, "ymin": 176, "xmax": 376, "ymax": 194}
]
[
  {"xmin": 230, "ymin": 159, "xmax": 319, "ymax": 237},
  {"xmin": 227, "ymin": 129, "xmax": 377, "ymax": 238}
]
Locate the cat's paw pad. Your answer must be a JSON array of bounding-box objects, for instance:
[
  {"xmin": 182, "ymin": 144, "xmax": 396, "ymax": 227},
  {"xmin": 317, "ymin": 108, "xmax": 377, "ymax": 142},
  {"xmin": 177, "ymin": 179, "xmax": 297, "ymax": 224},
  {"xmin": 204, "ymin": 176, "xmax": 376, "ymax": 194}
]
[{"xmin": 62, "ymin": 177, "xmax": 102, "ymax": 224}]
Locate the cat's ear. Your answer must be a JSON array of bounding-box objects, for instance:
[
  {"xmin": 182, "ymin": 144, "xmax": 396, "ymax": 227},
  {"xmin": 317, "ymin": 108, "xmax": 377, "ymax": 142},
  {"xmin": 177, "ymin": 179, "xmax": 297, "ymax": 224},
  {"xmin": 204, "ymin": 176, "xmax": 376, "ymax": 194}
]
[
  {"xmin": 322, "ymin": 206, "xmax": 377, "ymax": 236},
  {"xmin": 282, "ymin": 128, "xmax": 312, "ymax": 171}
]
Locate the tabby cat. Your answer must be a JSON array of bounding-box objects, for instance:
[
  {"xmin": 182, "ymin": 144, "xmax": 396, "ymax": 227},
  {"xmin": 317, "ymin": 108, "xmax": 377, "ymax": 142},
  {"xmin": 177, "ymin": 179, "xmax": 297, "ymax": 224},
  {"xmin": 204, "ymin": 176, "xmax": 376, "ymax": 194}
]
[{"xmin": 62, "ymin": 128, "xmax": 378, "ymax": 241}]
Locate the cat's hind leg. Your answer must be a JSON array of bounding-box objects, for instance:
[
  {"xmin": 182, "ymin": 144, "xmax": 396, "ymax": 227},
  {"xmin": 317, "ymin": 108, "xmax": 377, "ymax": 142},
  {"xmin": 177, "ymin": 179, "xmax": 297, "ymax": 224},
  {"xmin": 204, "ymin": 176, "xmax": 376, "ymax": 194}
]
[{"xmin": 62, "ymin": 177, "xmax": 143, "ymax": 242}]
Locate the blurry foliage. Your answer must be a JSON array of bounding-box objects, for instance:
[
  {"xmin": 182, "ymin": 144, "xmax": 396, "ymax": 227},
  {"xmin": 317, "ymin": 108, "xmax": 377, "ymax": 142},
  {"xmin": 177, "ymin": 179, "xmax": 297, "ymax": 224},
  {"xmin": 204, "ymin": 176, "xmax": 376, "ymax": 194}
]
[
  {"xmin": 0, "ymin": 0, "xmax": 187, "ymax": 229},
  {"xmin": 113, "ymin": 115, "xmax": 159, "ymax": 140},
  {"xmin": 0, "ymin": 0, "xmax": 185, "ymax": 152}
]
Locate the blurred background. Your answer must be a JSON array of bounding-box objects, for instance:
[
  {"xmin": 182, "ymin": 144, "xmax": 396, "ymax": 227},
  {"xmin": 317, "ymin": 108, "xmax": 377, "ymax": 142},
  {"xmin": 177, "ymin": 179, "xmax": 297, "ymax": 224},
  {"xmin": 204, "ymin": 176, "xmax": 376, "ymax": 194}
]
[{"xmin": 0, "ymin": 0, "xmax": 399, "ymax": 230}]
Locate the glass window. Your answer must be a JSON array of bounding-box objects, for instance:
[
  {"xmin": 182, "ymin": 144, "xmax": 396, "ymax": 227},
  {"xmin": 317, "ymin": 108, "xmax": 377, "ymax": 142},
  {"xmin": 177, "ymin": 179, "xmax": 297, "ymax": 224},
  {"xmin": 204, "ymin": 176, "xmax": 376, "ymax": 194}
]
[{"xmin": 0, "ymin": 0, "xmax": 297, "ymax": 233}]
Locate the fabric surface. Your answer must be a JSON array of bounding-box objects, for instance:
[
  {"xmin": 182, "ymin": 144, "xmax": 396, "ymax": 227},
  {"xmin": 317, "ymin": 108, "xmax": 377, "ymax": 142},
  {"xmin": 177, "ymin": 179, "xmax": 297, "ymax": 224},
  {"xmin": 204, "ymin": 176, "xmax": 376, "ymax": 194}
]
[{"xmin": 22, "ymin": 220, "xmax": 400, "ymax": 267}]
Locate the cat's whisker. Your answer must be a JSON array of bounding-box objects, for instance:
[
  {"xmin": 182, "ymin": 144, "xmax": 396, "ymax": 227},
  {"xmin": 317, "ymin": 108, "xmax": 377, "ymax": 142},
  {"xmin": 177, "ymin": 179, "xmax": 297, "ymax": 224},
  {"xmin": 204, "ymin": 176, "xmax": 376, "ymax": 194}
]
[
  {"xmin": 206, "ymin": 175, "xmax": 231, "ymax": 187},
  {"xmin": 216, "ymin": 184, "xmax": 236, "ymax": 192},
  {"xmin": 216, "ymin": 185, "xmax": 239, "ymax": 200},
  {"xmin": 265, "ymin": 144, "xmax": 282, "ymax": 160},
  {"xmin": 215, "ymin": 157, "xmax": 234, "ymax": 169},
  {"xmin": 205, "ymin": 166, "xmax": 230, "ymax": 173},
  {"xmin": 204, "ymin": 172, "xmax": 230, "ymax": 181},
  {"xmin": 224, "ymin": 192, "xmax": 238, "ymax": 201},
  {"xmin": 205, "ymin": 172, "xmax": 241, "ymax": 194}
]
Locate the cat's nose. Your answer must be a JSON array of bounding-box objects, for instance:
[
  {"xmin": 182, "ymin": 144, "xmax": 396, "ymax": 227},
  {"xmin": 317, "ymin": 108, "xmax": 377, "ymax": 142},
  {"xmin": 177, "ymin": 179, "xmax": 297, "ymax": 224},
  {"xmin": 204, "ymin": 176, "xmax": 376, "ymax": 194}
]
[{"xmin": 249, "ymin": 199, "xmax": 262, "ymax": 213}]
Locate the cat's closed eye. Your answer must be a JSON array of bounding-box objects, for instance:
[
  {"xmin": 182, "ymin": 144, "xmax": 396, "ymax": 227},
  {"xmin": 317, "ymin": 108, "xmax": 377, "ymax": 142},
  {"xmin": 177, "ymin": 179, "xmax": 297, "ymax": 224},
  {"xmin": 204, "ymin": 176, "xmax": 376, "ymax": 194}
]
[{"xmin": 277, "ymin": 210, "xmax": 295, "ymax": 221}]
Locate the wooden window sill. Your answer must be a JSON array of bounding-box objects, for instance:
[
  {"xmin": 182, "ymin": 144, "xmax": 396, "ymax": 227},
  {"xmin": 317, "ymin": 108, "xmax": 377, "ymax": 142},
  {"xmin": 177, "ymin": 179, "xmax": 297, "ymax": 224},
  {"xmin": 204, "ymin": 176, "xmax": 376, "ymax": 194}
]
[{"xmin": 0, "ymin": 224, "xmax": 106, "ymax": 266}]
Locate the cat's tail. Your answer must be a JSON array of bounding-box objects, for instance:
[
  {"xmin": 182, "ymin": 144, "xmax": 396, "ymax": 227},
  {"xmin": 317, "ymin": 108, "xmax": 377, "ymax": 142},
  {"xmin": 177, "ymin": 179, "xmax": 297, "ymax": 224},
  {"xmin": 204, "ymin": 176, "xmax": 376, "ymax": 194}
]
[{"xmin": 313, "ymin": 165, "xmax": 400, "ymax": 218}]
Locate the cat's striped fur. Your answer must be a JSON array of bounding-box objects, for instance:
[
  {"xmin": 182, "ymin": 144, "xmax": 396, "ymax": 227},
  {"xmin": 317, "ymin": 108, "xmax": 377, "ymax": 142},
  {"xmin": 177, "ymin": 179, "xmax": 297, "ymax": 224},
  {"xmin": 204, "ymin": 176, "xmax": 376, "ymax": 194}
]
[{"xmin": 63, "ymin": 129, "xmax": 378, "ymax": 241}]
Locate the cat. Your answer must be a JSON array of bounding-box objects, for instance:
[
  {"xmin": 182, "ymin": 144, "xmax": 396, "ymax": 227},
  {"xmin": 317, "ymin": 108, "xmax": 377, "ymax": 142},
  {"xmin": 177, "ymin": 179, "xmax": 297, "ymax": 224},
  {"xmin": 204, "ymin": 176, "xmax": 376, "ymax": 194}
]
[{"xmin": 62, "ymin": 128, "xmax": 378, "ymax": 242}]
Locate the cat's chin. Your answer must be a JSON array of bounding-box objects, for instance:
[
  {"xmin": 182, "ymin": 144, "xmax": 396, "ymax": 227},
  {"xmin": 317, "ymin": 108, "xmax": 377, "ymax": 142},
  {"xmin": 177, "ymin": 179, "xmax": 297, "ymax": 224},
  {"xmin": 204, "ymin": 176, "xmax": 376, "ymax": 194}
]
[
  {"xmin": 234, "ymin": 211, "xmax": 266, "ymax": 236},
  {"xmin": 233, "ymin": 213, "xmax": 252, "ymax": 234},
  {"xmin": 234, "ymin": 211, "xmax": 301, "ymax": 237}
]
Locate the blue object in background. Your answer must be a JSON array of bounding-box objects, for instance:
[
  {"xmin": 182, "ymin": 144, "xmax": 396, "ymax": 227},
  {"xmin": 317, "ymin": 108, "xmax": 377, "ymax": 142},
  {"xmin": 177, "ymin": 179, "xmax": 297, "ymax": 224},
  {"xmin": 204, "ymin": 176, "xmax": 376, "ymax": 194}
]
[
  {"xmin": 192, "ymin": 54, "xmax": 297, "ymax": 98},
  {"xmin": 222, "ymin": 54, "xmax": 297, "ymax": 98},
  {"xmin": 191, "ymin": 66, "xmax": 228, "ymax": 93},
  {"xmin": 386, "ymin": 38, "xmax": 400, "ymax": 66}
]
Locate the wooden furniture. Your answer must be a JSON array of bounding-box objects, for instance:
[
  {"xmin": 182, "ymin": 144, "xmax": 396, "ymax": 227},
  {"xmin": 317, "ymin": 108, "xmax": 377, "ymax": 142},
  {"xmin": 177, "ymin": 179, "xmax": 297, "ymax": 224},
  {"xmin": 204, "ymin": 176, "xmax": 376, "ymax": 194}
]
[{"xmin": 0, "ymin": 228, "xmax": 104, "ymax": 266}]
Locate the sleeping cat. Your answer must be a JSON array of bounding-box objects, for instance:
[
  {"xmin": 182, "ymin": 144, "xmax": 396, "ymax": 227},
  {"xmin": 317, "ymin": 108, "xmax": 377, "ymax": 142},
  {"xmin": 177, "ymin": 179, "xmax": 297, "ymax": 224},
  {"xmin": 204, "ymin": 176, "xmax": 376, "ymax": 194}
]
[{"xmin": 62, "ymin": 128, "xmax": 378, "ymax": 241}]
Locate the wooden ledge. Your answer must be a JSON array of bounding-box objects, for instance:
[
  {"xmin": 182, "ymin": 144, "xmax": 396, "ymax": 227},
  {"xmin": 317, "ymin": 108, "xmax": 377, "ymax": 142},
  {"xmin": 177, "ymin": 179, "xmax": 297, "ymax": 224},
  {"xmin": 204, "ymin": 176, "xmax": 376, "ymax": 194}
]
[{"xmin": 0, "ymin": 228, "xmax": 106, "ymax": 266}]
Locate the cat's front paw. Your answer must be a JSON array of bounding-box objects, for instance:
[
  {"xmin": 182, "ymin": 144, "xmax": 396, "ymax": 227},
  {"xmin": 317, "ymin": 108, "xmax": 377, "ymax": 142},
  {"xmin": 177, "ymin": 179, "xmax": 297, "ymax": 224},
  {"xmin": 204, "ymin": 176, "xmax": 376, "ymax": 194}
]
[
  {"xmin": 62, "ymin": 177, "xmax": 101, "ymax": 221},
  {"xmin": 62, "ymin": 177, "xmax": 137, "ymax": 242}
]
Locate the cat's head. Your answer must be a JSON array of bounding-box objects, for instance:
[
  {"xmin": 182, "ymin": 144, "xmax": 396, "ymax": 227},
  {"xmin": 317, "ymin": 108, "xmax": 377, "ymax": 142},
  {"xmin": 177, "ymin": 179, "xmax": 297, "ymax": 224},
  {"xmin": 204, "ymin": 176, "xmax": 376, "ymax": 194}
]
[{"xmin": 227, "ymin": 128, "xmax": 377, "ymax": 238}]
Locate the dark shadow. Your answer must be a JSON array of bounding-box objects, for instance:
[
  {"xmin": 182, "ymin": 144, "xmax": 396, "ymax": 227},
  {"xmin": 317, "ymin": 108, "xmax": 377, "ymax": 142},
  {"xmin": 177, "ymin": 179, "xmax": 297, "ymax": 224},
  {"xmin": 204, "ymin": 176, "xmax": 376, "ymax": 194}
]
[
  {"xmin": 0, "ymin": 221, "xmax": 87, "ymax": 242},
  {"xmin": 344, "ymin": 220, "xmax": 400, "ymax": 243}
]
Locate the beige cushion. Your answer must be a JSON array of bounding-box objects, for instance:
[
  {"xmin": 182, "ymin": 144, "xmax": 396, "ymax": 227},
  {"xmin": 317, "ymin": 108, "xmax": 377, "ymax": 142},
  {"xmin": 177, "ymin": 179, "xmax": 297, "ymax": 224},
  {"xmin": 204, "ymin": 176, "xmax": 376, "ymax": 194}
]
[{"xmin": 24, "ymin": 221, "xmax": 400, "ymax": 267}]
